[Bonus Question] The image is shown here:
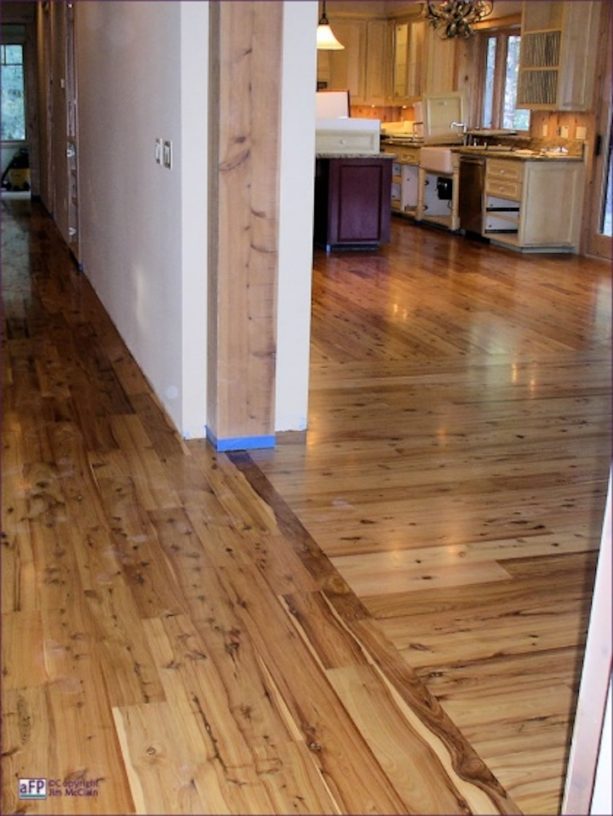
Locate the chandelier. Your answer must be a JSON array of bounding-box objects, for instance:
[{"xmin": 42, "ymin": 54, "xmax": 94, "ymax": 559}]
[{"xmin": 423, "ymin": 0, "xmax": 494, "ymax": 39}]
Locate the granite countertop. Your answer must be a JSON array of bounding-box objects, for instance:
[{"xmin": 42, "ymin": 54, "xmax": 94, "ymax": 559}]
[
  {"xmin": 454, "ymin": 146, "xmax": 583, "ymax": 162},
  {"xmin": 316, "ymin": 152, "xmax": 395, "ymax": 159}
]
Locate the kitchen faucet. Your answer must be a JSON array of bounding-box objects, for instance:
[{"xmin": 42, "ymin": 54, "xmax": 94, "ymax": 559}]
[{"xmin": 450, "ymin": 121, "xmax": 467, "ymax": 144}]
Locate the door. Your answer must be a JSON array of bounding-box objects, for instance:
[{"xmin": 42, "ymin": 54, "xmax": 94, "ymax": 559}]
[
  {"xmin": 586, "ymin": 1, "xmax": 612, "ymax": 259},
  {"xmin": 65, "ymin": 1, "xmax": 80, "ymax": 260}
]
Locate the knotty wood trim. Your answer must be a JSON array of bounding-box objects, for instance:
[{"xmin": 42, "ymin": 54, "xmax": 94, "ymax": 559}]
[{"xmin": 207, "ymin": 1, "xmax": 283, "ymax": 445}]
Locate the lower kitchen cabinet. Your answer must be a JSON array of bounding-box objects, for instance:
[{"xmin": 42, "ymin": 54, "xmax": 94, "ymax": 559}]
[
  {"xmin": 385, "ymin": 145, "xmax": 421, "ymax": 217},
  {"xmin": 483, "ymin": 158, "xmax": 584, "ymax": 251},
  {"xmin": 314, "ymin": 157, "xmax": 393, "ymax": 250}
]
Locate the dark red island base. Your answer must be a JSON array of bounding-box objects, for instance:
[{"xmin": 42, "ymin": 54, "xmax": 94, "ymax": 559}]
[{"xmin": 314, "ymin": 156, "xmax": 393, "ymax": 251}]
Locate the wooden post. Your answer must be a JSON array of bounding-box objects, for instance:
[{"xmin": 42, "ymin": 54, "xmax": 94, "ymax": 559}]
[{"xmin": 207, "ymin": 1, "xmax": 283, "ymax": 451}]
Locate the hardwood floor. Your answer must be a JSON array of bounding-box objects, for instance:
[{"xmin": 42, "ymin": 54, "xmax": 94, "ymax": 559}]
[
  {"xmin": 249, "ymin": 222, "xmax": 611, "ymax": 814},
  {"xmin": 2, "ymin": 199, "xmax": 610, "ymax": 815}
]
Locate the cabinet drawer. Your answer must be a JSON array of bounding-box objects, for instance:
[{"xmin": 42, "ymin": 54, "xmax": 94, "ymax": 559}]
[
  {"xmin": 485, "ymin": 211, "xmax": 520, "ymax": 232},
  {"xmin": 487, "ymin": 159, "xmax": 523, "ymax": 183},
  {"xmin": 485, "ymin": 178, "xmax": 522, "ymax": 200},
  {"xmin": 316, "ymin": 130, "xmax": 380, "ymax": 155},
  {"xmin": 384, "ymin": 146, "xmax": 421, "ymax": 164}
]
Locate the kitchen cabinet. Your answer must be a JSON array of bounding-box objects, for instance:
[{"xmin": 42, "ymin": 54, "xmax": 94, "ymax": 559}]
[
  {"xmin": 322, "ymin": 19, "xmax": 367, "ymax": 104},
  {"xmin": 517, "ymin": 0, "xmax": 600, "ymax": 111},
  {"xmin": 364, "ymin": 20, "xmax": 390, "ymax": 105},
  {"xmin": 423, "ymin": 28, "xmax": 457, "ymax": 96},
  {"xmin": 314, "ymin": 157, "xmax": 393, "ymax": 250},
  {"xmin": 391, "ymin": 18, "xmax": 426, "ymax": 104},
  {"xmin": 483, "ymin": 158, "xmax": 584, "ymax": 250},
  {"xmin": 391, "ymin": 18, "xmax": 455, "ymax": 102},
  {"xmin": 319, "ymin": 18, "xmax": 390, "ymax": 106},
  {"xmin": 384, "ymin": 144, "xmax": 421, "ymax": 216}
]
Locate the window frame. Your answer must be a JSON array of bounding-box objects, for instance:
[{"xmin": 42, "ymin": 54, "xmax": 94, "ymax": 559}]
[
  {"xmin": 478, "ymin": 25, "xmax": 530, "ymax": 133},
  {"xmin": 1, "ymin": 34, "xmax": 28, "ymax": 144}
]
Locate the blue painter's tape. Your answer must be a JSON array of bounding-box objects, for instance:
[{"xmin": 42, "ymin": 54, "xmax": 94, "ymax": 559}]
[{"xmin": 206, "ymin": 427, "xmax": 276, "ymax": 452}]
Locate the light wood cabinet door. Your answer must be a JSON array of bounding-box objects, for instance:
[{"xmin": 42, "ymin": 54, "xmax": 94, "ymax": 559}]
[
  {"xmin": 520, "ymin": 161, "xmax": 584, "ymax": 247},
  {"xmin": 391, "ymin": 21, "xmax": 409, "ymax": 102},
  {"xmin": 407, "ymin": 20, "xmax": 426, "ymax": 98},
  {"xmin": 326, "ymin": 20, "xmax": 367, "ymax": 104},
  {"xmin": 391, "ymin": 18, "xmax": 426, "ymax": 104},
  {"xmin": 365, "ymin": 19, "xmax": 390, "ymax": 105},
  {"xmin": 423, "ymin": 29, "xmax": 456, "ymax": 95}
]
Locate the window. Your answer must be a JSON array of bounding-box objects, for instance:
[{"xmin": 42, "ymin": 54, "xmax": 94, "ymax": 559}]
[
  {"xmin": 1, "ymin": 44, "xmax": 26, "ymax": 141},
  {"xmin": 481, "ymin": 30, "xmax": 530, "ymax": 132}
]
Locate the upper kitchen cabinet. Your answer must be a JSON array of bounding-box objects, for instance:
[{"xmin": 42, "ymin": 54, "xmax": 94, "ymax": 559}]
[
  {"xmin": 364, "ymin": 20, "xmax": 390, "ymax": 106},
  {"xmin": 319, "ymin": 19, "xmax": 367, "ymax": 104},
  {"xmin": 423, "ymin": 28, "xmax": 457, "ymax": 96},
  {"xmin": 517, "ymin": 0, "xmax": 600, "ymax": 111},
  {"xmin": 391, "ymin": 19, "xmax": 426, "ymax": 104},
  {"xmin": 391, "ymin": 19, "xmax": 456, "ymax": 103},
  {"xmin": 318, "ymin": 18, "xmax": 391, "ymax": 106}
]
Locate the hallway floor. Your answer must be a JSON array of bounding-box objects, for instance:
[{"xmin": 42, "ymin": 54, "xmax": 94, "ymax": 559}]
[{"xmin": 2, "ymin": 200, "xmax": 611, "ymax": 814}]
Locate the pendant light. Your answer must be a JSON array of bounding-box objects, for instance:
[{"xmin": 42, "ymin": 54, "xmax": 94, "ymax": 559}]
[{"xmin": 317, "ymin": 1, "xmax": 344, "ymax": 50}]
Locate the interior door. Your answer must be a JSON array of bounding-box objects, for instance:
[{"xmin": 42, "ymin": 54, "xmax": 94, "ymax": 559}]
[
  {"xmin": 586, "ymin": 2, "xmax": 612, "ymax": 259},
  {"xmin": 65, "ymin": 0, "xmax": 80, "ymax": 261}
]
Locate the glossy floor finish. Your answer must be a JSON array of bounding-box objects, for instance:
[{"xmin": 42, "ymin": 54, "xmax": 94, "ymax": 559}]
[
  {"xmin": 1, "ymin": 200, "xmax": 610, "ymax": 816},
  {"xmin": 251, "ymin": 225, "xmax": 612, "ymax": 814}
]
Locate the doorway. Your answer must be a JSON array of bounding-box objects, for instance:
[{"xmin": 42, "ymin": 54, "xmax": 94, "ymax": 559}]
[
  {"xmin": 1, "ymin": 28, "xmax": 32, "ymax": 201},
  {"xmin": 586, "ymin": 1, "xmax": 612, "ymax": 259}
]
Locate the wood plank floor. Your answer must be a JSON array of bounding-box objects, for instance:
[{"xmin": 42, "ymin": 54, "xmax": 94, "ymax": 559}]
[
  {"xmin": 249, "ymin": 223, "xmax": 612, "ymax": 814},
  {"xmin": 1, "ymin": 199, "xmax": 610, "ymax": 815}
]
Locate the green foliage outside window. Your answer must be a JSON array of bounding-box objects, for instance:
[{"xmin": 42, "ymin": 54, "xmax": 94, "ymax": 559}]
[{"xmin": 1, "ymin": 44, "xmax": 26, "ymax": 141}]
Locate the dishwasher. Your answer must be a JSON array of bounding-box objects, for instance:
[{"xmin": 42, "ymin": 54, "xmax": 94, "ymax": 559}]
[{"xmin": 459, "ymin": 155, "xmax": 485, "ymax": 235}]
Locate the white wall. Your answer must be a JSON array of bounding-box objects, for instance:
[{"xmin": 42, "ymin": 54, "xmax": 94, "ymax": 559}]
[
  {"xmin": 75, "ymin": 1, "xmax": 207, "ymax": 435},
  {"xmin": 45, "ymin": 0, "xmax": 309, "ymax": 439},
  {"xmin": 276, "ymin": 1, "xmax": 318, "ymax": 431},
  {"xmin": 180, "ymin": 2, "xmax": 208, "ymax": 438}
]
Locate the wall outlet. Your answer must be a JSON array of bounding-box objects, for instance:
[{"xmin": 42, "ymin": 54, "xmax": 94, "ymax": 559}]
[
  {"xmin": 560, "ymin": 125, "xmax": 569, "ymax": 138},
  {"xmin": 576, "ymin": 126, "xmax": 587, "ymax": 140},
  {"xmin": 163, "ymin": 140, "xmax": 172, "ymax": 169},
  {"xmin": 541, "ymin": 124, "xmax": 548, "ymax": 136},
  {"xmin": 154, "ymin": 138, "xmax": 163, "ymax": 164}
]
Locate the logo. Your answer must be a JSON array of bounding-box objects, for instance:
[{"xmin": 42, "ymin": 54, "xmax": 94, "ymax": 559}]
[{"xmin": 19, "ymin": 779, "xmax": 47, "ymax": 800}]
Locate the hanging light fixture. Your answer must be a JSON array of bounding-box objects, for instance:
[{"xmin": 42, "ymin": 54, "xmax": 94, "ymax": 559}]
[
  {"xmin": 317, "ymin": 0, "xmax": 344, "ymax": 50},
  {"xmin": 423, "ymin": 0, "xmax": 494, "ymax": 39}
]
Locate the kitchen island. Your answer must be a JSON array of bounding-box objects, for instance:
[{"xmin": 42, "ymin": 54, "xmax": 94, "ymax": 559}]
[{"xmin": 314, "ymin": 153, "xmax": 394, "ymax": 251}]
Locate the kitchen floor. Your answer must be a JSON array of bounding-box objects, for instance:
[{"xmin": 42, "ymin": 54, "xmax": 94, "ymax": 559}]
[
  {"xmin": 2, "ymin": 199, "xmax": 611, "ymax": 815},
  {"xmin": 251, "ymin": 217, "xmax": 612, "ymax": 814}
]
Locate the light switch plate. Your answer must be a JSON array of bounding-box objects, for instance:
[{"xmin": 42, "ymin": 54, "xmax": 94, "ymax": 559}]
[
  {"xmin": 154, "ymin": 138, "xmax": 163, "ymax": 164},
  {"xmin": 560, "ymin": 126, "xmax": 569, "ymax": 138},
  {"xmin": 576, "ymin": 126, "xmax": 587, "ymax": 140},
  {"xmin": 163, "ymin": 140, "xmax": 172, "ymax": 169}
]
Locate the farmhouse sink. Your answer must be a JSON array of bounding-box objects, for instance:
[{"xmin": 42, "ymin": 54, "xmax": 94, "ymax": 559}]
[{"xmin": 420, "ymin": 146, "xmax": 454, "ymax": 174}]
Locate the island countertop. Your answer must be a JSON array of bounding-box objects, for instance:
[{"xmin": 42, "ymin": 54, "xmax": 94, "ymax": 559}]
[{"xmin": 316, "ymin": 152, "xmax": 395, "ymax": 160}]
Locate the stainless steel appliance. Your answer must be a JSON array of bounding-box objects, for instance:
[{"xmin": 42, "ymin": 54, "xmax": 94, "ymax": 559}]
[{"xmin": 459, "ymin": 155, "xmax": 485, "ymax": 235}]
